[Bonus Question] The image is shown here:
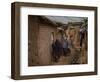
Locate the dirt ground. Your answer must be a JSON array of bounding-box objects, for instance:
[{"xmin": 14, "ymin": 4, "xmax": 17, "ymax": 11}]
[{"xmin": 52, "ymin": 46, "xmax": 87, "ymax": 65}]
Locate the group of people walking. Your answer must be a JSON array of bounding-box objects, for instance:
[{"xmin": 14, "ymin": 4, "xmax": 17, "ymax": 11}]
[
  {"xmin": 51, "ymin": 25, "xmax": 87, "ymax": 63},
  {"xmin": 52, "ymin": 34, "xmax": 71, "ymax": 62}
]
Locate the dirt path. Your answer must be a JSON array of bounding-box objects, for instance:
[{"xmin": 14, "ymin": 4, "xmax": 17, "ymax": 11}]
[{"xmin": 52, "ymin": 47, "xmax": 87, "ymax": 65}]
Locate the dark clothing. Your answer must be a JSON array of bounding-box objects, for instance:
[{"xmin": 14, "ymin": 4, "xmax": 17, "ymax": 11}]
[
  {"xmin": 62, "ymin": 39, "xmax": 68, "ymax": 49},
  {"xmin": 52, "ymin": 40, "xmax": 63, "ymax": 62},
  {"xmin": 52, "ymin": 39, "xmax": 71, "ymax": 62},
  {"xmin": 80, "ymin": 31, "xmax": 85, "ymax": 47},
  {"xmin": 52, "ymin": 40, "xmax": 63, "ymax": 56},
  {"xmin": 62, "ymin": 39, "xmax": 70, "ymax": 56},
  {"xmin": 80, "ymin": 27, "xmax": 87, "ymax": 47}
]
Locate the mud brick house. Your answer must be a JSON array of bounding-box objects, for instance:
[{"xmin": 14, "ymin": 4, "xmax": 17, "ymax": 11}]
[{"xmin": 28, "ymin": 15, "xmax": 59, "ymax": 66}]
